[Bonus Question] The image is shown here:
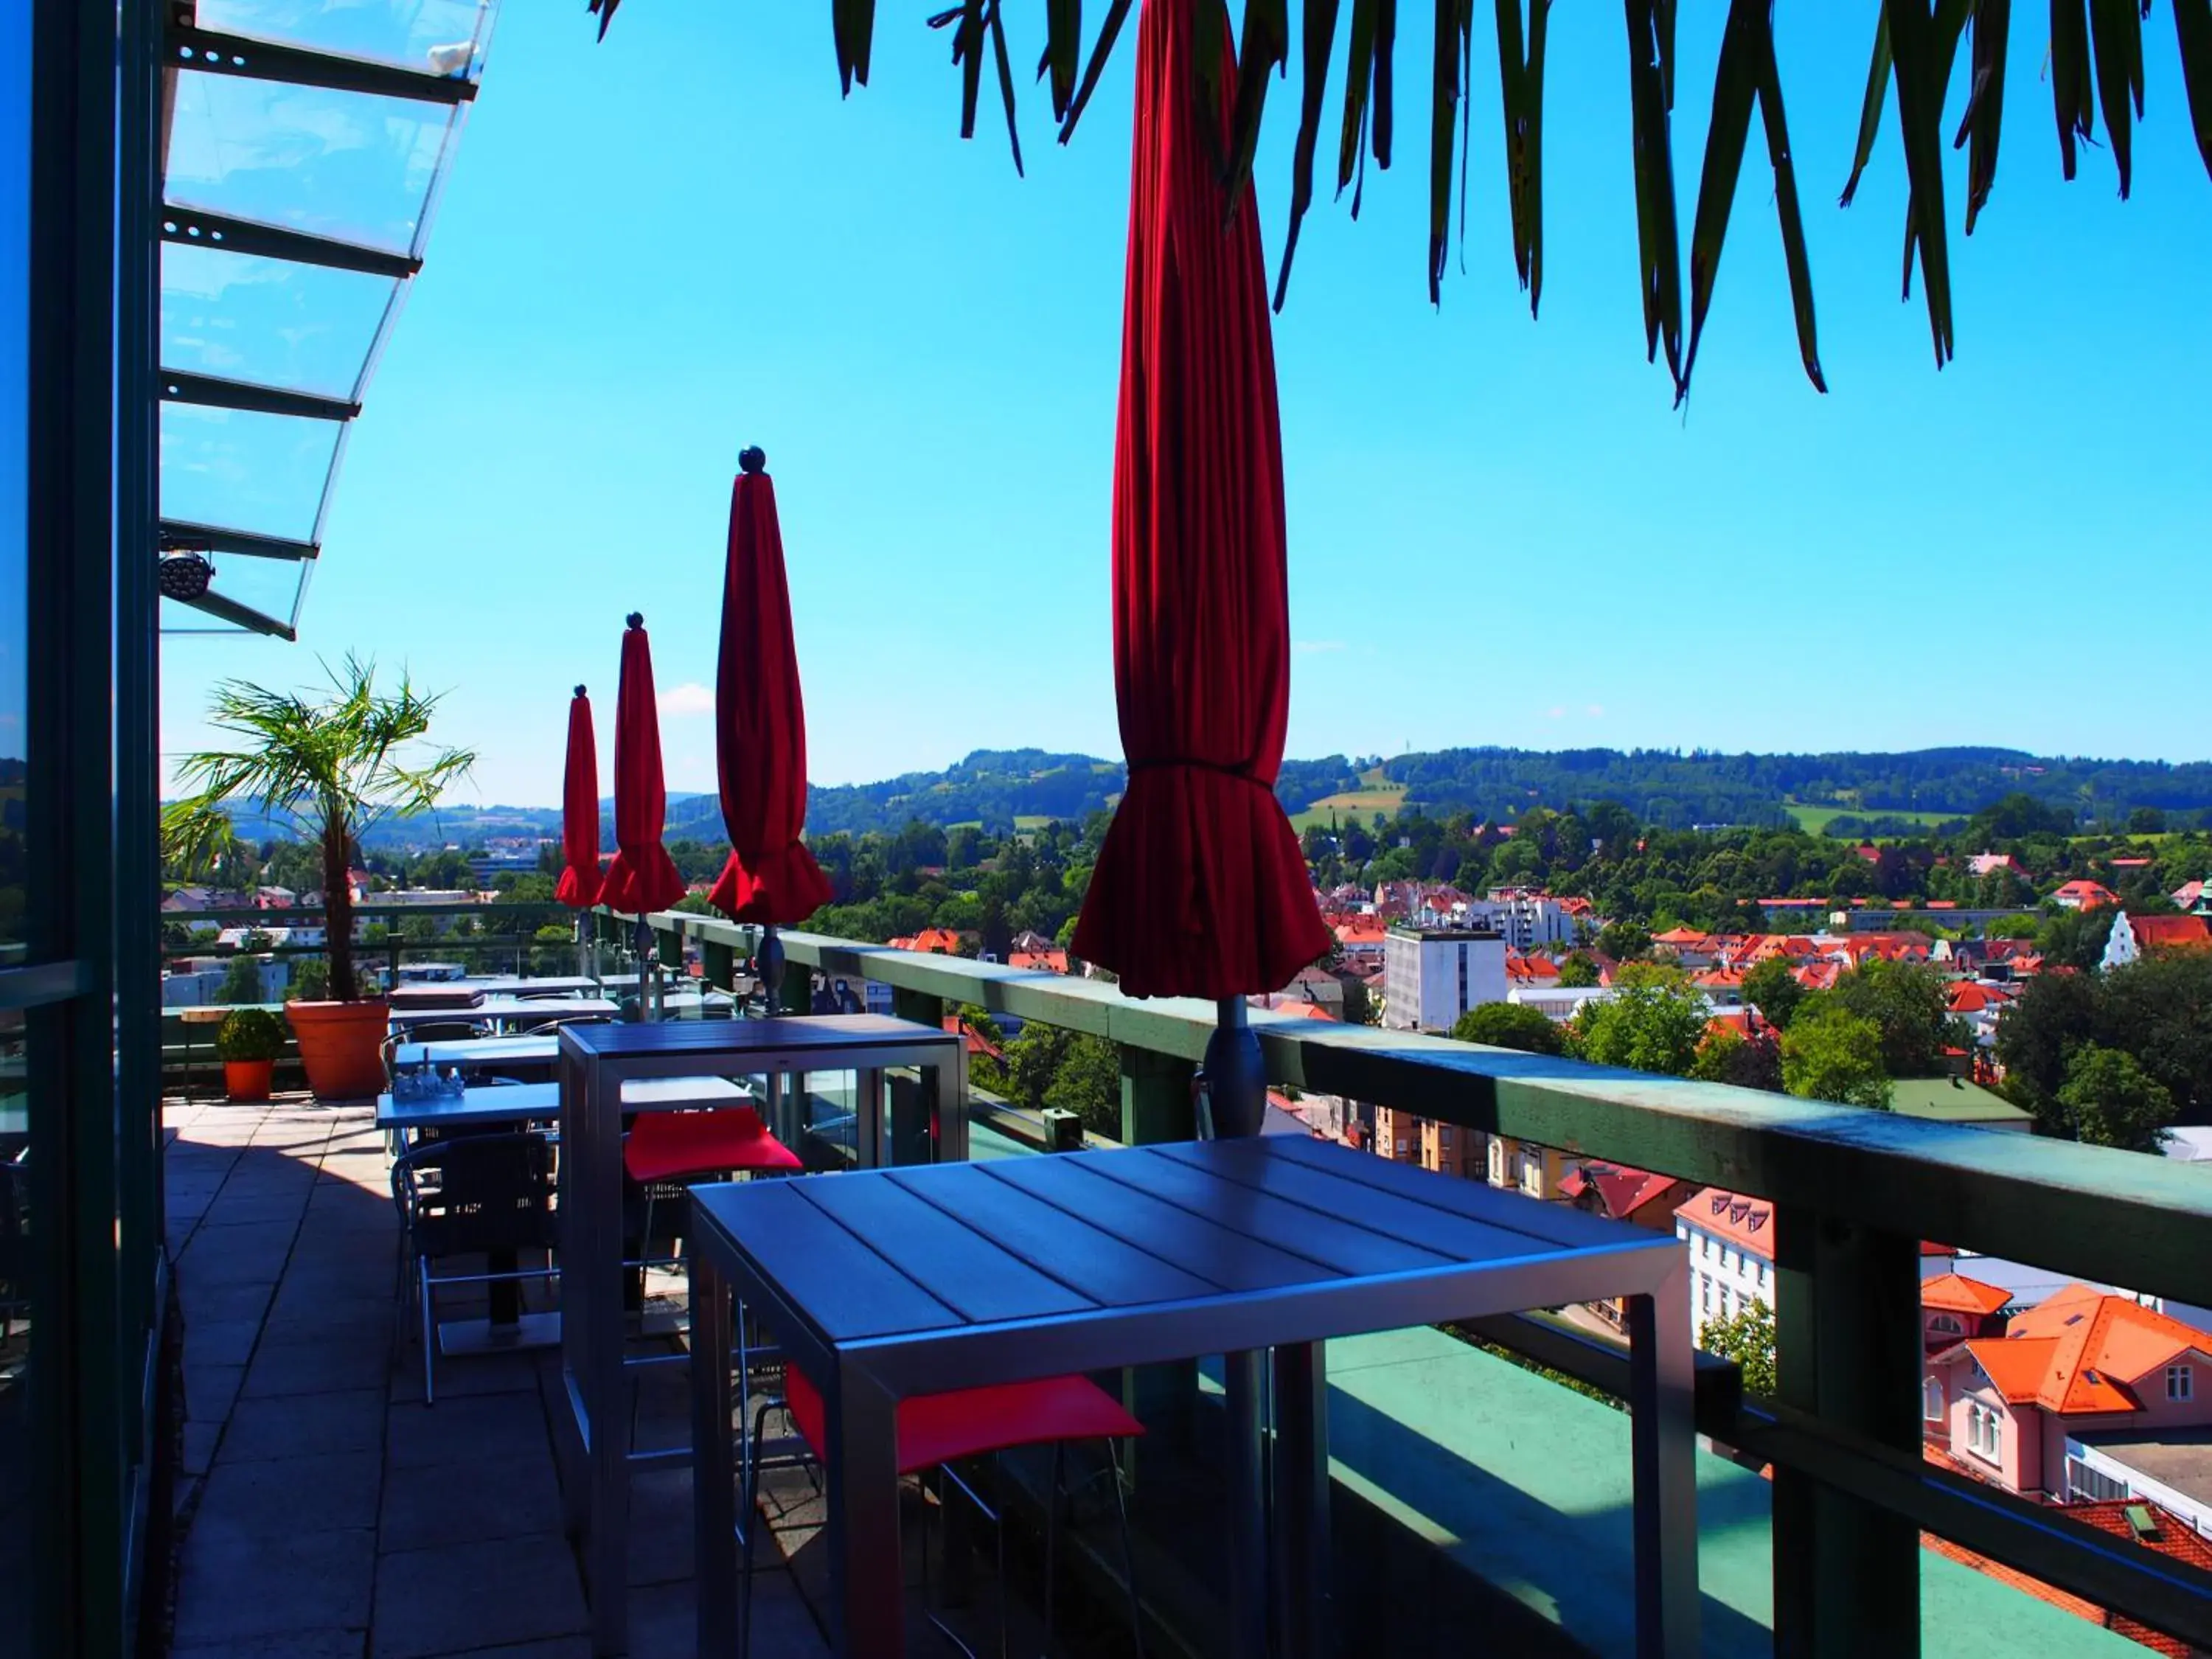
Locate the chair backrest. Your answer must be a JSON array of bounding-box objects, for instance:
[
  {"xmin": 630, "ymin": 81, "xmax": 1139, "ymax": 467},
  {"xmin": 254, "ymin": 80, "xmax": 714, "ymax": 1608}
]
[
  {"xmin": 521, "ymin": 1015, "xmax": 608, "ymax": 1037},
  {"xmin": 395, "ymin": 1133, "xmax": 556, "ymax": 1258},
  {"xmin": 408, "ymin": 1020, "xmax": 488, "ymax": 1044},
  {"xmin": 0, "ymin": 1158, "xmax": 28, "ymax": 1284}
]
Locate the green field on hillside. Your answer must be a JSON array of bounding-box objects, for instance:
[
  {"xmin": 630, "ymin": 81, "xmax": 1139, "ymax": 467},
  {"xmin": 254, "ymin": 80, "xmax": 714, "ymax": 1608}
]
[
  {"xmin": 1786, "ymin": 804, "xmax": 1961, "ymax": 835},
  {"xmin": 1293, "ymin": 782, "xmax": 1411, "ymax": 834}
]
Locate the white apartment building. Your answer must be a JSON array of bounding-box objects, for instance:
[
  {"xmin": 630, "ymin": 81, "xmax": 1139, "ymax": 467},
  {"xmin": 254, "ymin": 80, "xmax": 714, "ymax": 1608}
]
[
  {"xmin": 1506, "ymin": 984, "xmax": 1616, "ymax": 1023},
  {"xmin": 1382, "ymin": 927, "xmax": 1508, "ymax": 1032},
  {"xmin": 1674, "ymin": 1186, "xmax": 1777, "ymax": 1342}
]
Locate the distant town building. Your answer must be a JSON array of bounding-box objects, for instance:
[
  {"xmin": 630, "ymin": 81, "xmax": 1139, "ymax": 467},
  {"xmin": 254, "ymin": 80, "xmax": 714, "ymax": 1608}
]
[
  {"xmin": 2101, "ymin": 911, "xmax": 2212, "ymax": 972},
  {"xmin": 1673, "ymin": 1187, "xmax": 1775, "ymax": 1341},
  {"xmin": 2052, "ymin": 879, "xmax": 2119, "ymax": 911},
  {"xmin": 1381, "ymin": 926, "xmax": 1507, "ymax": 1032}
]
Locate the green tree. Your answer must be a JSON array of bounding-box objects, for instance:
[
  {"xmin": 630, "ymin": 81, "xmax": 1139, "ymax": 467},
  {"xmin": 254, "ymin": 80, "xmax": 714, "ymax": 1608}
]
[
  {"xmin": 1993, "ymin": 971, "xmax": 2101, "ymax": 1125},
  {"xmin": 1594, "ymin": 920, "xmax": 1652, "ymax": 962},
  {"xmin": 1823, "ymin": 959, "xmax": 1955, "ymax": 1078},
  {"xmin": 1557, "ymin": 953, "xmax": 1601, "ymax": 988},
  {"xmin": 2056, "ymin": 1043, "xmax": 2176, "ymax": 1154},
  {"xmin": 1573, "ymin": 967, "xmax": 1707, "ymax": 1078},
  {"xmin": 2097, "ymin": 951, "xmax": 2212, "ymax": 1121},
  {"xmin": 1779, "ymin": 1003, "xmax": 1891, "ymax": 1107},
  {"xmin": 1740, "ymin": 957, "xmax": 1806, "ymax": 1030},
  {"xmin": 2037, "ymin": 905, "xmax": 2117, "ymax": 973},
  {"xmin": 1690, "ymin": 1026, "xmax": 1782, "ymax": 1093},
  {"xmin": 1450, "ymin": 1002, "xmax": 1565, "ymax": 1057},
  {"xmin": 288, "ymin": 956, "xmax": 330, "ymax": 1001},
  {"xmin": 164, "ymin": 658, "xmax": 473, "ymax": 1002},
  {"xmin": 2127, "ymin": 807, "xmax": 2168, "ymax": 835},
  {"xmin": 215, "ymin": 953, "xmax": 266, "ymax": 1004},
  {"xmin": 1700, "ymin": 1298, "xmax": 1776, "ymax": 1397},
  {"xmin": 1042, "ymin": 1032, "xmax": 1123, "ymax": 1140}
]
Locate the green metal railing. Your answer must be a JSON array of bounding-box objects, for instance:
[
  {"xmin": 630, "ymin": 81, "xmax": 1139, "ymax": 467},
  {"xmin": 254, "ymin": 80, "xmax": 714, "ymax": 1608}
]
[{"xmin": 156, "ymin": 901, "xmax": 2212, "ymax": 1655}]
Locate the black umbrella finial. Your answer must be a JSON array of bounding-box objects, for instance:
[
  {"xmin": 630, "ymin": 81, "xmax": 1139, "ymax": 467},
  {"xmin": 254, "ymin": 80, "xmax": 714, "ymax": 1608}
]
[
  {"xmin": 574, "ymin": 684, "xmax": 587, "ymax": 698},
  {"xmin": 738, "ymin": 445, "xmax": 767, "ymax": 476},
  {"xmin": 626, "ymin": 612, "xmax": 644, "ymax": 630}
]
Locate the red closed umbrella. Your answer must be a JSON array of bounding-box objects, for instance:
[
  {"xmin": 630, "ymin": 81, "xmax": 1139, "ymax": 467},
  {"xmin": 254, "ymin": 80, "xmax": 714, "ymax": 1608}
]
[
  {"xmin": 554, "ymin": 685, "xmax": 603, "ymax": 909},
  {"xmin": 708, "ymin": 448, "xmax": 831, "ymax": 929},
  {"xmin": 597, "ymin": 613, "xmax": 686, "ymax": 918},
  {"xmin": 1069, "ymin": 0, "xmax": 1330, "ymax": 1116}
]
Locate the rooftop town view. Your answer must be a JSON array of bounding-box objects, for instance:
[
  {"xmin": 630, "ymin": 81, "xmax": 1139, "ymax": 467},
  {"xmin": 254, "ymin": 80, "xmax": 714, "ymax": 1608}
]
[{"xmin": 8, "ymin": 3, "xmax": 2211, "ymax": 1658}]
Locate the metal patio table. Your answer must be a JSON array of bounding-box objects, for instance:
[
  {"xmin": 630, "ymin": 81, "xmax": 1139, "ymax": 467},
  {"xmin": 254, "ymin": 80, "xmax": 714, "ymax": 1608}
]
[
  {"xmin": 392, "ymin": 1034, "xmax": 560, "ymax": 1076},
  {"xmin": 387, "ymin": 995, "xmax": 619, "ymax": 1030},
  {"xmin": 686, "ymin": 1135, "xmax": 1698, "ymax": 1659},
  {"xmin": 554, "ymin": 1015, "xmax": 967, "ymax": 1655}
]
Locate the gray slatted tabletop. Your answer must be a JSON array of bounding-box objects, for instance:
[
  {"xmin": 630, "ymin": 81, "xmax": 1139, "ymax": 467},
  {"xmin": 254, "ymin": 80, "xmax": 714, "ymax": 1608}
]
[{"xmin": 687, "ymin": 1135, "xmax": 1698, "ymax": 1659}]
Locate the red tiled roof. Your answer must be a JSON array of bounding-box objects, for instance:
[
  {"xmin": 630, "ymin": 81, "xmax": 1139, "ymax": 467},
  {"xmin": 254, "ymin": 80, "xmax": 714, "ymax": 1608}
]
[
  {"xmin": 1939, "ymin": 1286, "xmax": 2212, "ymax": 1415},
  {"xmin": 1921, "ymin": 1273, "xmax": 2011, "ymax": 1317},
  {"xmin": 2125, "ymin": 914, "xmax": 2212, "ymax": 951},
  {"xmin": 1561, "ymin": 1162, "xmax": 1684, "ymax": 1221},
  {"xmin": 2110, "ymin": 856, "xmax": 2153, "ymax": 869},
  {"xmin": 1009, "ymin": 949, "xmax": 1071, "ymax": 974},
  {"xmin": 2053, "ymin": 880, "xmax": 2118, "ymax": 908},
  {"xmin": 1674, "ymin": 1187, "xmax": 1776, "ymax": 1259}
]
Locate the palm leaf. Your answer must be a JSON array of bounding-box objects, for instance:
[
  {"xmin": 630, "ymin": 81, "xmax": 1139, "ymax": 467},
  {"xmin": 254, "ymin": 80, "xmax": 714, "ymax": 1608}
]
[
  {"xmin": 1840, "ymin": 11, "xmax": 1893, "ymax": 206},
  {"xmin": 1228, "ymin": 0, "xmax": 1289, "ymax": 201},
  {"xmin": 1754, "ymin": 5, "xmax": 1823, "ymax": 392},
  {"xmin": 1374, "ymin": 0, "xmax": 1399, "ymax": 166},
  {"xmin": 1058, "ymin": 0, "xmax": 1133, "ymax": 144},
  {"xmin": 1886, "ymin": 0, "xmax": 1956, "ymax": 364},
  {"xmin": 1956, "ymin": 0, "xmax": 2011, "ymax": 233},
  {"xmin": 987, "ymin": 0, "xmax": 1025, "ymax": 177},
  {"xmin": 2180, "ymin": 0, "xmax": 2212, "ymax": 181},
  {"xmin": 1898, "ymin": 0, "xmax": 1970, "ymax": 307},
  {"xmin": 1039, "ymin": 0, "xmax": 1082, "ymax": 120},
  {"xmin": 1273, "ymin": 0, "xmax": 1343, "ymax": 308},
  {"xmin": 1493, "ymin": 1, "xmax": 1551, "ymax": 315},
  {"xmin": 1340, "ymin": 0, "xmax": 1382, "ymax": 205},
  {"xmin": 2088, "ymin": 0, "xmax": 2142, "ymax": 195},
  {"xmin": 2053, "ymin": 0, "xmax": 2094, "ymax": 178},
  {"xmin": 1429, "ymin": 0, "xmax": 1468, "ymax": 303},
  {"xmin": 833, "ymin": 0, "xmax": 877, "ymax": 94},
  {"xmin": 1683, "ymin": 0, "xmax": 1760, "ymax": 392},
  {"xmin": 1625, "ymin": 0, "xmax": 1685, "ymax": 387}
]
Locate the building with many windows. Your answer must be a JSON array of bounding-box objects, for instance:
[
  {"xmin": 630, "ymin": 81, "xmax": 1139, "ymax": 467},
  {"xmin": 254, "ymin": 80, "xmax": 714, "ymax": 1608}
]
[
  {"xmin": 1381, "ymin": 925, "xmax": 1507, "ymax": 1032},
  {"xmin": 1673, "ymin": 1187, "xmax": 1776, "ymax": 1341}
]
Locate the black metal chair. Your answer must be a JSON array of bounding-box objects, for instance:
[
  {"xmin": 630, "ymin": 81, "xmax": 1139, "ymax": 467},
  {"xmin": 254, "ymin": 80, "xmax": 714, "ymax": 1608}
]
[
  {"xmin": 391, "ymin": 1132, "xmax": 558, "ymax": 1403},
  {"xmin": 0, "ymin": 1153, "xmax": 28, "ymax": 1344}
]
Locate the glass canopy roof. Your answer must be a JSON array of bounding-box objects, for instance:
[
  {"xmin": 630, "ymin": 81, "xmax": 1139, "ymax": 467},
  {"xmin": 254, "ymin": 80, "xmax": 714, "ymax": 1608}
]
[{"xmin": 159, "ymin": 0, "xmax": 497, "ymax": 640}]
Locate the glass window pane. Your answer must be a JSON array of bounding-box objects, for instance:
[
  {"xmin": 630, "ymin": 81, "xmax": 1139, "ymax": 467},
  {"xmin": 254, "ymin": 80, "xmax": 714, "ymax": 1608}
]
[
  {"xmin": 159, "ymin": 401, "xmax": 344, "ymax": 543},
  {"xmin": 160, "ymin": 550, "xmax": 313, "ymax": 637},
  {"xmin": 164, "ymin": 69, "xmax": 465, "ymax": 258},
  {"xmin": 161, "ymin": 242, "xmax": 402, "ymax": 403},
  {"xmin": 195, "ymin": 0, "xmax": 498, "ymax": 78}
]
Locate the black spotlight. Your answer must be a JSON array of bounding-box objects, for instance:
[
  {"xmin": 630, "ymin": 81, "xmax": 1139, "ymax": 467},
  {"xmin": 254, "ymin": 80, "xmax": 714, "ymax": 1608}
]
[{"xmin": 158, "ymin": 540, "xmax": 214, "ymax": 600}]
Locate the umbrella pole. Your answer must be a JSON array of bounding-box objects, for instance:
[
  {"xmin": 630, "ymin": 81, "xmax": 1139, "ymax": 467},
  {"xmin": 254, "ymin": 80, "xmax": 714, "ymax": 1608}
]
[
  {"xmin": 1203, "ymin": 997, "xmax": 1265, "ymax": 1138},
  {"xmin": 759, "ymin": 922, "xmax": 787, "ymax": 1140},
  {"xmin": 633, "ymin": 913, "xmax": 659, "ymax": 1021}
]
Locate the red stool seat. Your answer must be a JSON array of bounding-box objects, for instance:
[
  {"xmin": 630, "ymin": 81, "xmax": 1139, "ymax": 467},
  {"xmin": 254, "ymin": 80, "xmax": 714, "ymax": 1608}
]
[
  {"xmin": 623, "ymin": 1108, "xmax": 802, "ymax": 1183},
  {"xmin": 782, "ymin": 1366, "xmax": 1144, "ymax": 1476}
]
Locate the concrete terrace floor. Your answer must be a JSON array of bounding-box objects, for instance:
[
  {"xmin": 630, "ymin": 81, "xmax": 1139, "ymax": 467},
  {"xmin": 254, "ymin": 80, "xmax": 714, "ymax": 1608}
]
[{"xmin": 161, "ymin": 1094, "xmax": 834, "ymax": 1659}]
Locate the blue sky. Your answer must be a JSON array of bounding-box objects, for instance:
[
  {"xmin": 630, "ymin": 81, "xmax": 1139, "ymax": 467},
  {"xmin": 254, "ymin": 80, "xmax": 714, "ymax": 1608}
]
[{"xmin": 156, "ymin": 4, "xmax": 2212, "ymax": 807}]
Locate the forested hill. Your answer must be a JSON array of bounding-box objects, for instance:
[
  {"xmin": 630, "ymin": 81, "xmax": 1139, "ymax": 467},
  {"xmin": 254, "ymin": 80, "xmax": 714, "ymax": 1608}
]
[{"xmin": 273, "ymin": 745, "xmax": 2212, "ymax": 849}]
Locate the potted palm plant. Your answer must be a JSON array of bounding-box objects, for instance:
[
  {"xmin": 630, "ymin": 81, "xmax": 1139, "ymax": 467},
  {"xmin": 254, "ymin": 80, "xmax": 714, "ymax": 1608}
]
[
  {"xmin": 215, "ymin": 1007, "xmax": 288, "ymax": 1102},
  {"xmin": 165, "ymin": 657, "xmax": 473, "ymax": 1101}
]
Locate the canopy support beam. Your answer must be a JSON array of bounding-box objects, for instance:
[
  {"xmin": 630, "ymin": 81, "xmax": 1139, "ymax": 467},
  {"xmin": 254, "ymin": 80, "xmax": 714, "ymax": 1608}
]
[
  {"xmin": 159, "ymin": 519, "xmax": 317, "ymax": 563},
  {"xmin": 167, "ymin": 25, "xmax": 478, "ymax": 105},
  {"xmin": 167, "ymin": 587, "xmax": 296, "ymax": 641},
  {"xmin": 159, "ymin": 371, "xmax": 358, "ymax": 422},
  {"xmin": 159, "ymin": 206, "xmax": 421, "ymax": 279}
]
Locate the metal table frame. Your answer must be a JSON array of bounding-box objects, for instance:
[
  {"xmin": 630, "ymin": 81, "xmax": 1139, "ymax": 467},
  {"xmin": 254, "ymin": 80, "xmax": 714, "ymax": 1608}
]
[
  {"xmin": 553, "ymin": 1015, "xmax": 966, "ymax": 1655},
  {"xmin": 686, "ymin": 1139, "xmax": 1699, "ymax": 1659}
]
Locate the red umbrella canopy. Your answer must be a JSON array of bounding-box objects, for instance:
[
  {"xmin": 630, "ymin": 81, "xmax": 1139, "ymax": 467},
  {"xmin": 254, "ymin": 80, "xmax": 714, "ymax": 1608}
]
[
  {"xmin": 554, "ymin": 684, "xmax": 603, "ymax": 909},
  {"xmin": 708, "ymin": 449, "xmax": 832, "ymax": 925},
  {"xmin": 1069, "ymin": 0, "xmax": 1330, "ymax": 1001},
  {"xmin": 597, "ymin": 614, "xmax": 687, "ymax": 917}
]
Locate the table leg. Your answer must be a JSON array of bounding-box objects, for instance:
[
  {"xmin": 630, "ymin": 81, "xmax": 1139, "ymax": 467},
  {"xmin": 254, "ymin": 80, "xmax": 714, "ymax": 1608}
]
[
  {"xmin": 828, "ymin": 1364, "xmax": 902, "ymax": 1656},
  {"xmin": 1224, "ymin": 1347, "xmax": 1270, "ymax": 1659},
  {"xmin": 1272, "ymin": 1340, "xmax": 1330, "ymax": 1659},
  {"xmin": 692, "ymin": 1253, "xmax": 737, "ymax": 1659},
  {"xmin": 587, "ymin": 1058, "xmax": 630, "ymax": 1657},
  {"xmin": 1627, "ymin": 1256, "xmax": 1700, "ymax": 1659},
  {"xmin": 488, "ymin": 1249, "xmax": 521, "ymax": 1326}
]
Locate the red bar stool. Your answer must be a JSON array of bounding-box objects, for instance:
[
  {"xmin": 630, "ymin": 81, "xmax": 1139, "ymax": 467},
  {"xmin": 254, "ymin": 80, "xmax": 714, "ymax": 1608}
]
[
  {"xmin": 625, "ymin": 1105, "xmax": 802, "ymax": 1270},
  {"xmin": 742, "ymin": 1365, "xmax": 1146, "ymax": 1658}
]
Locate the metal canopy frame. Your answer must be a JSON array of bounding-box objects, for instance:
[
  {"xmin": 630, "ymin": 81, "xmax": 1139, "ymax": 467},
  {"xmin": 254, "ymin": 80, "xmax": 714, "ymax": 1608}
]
[{"xmin": 156, "ymin": 1, "xmax": 497, "ymax": 640}]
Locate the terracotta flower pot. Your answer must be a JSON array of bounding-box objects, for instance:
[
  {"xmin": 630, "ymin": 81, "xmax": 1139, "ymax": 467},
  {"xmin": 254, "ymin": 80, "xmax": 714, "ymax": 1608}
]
[
  {"xmin": 285, "ymin": 1000, "xmax": 391, "ymax": 1101},
  {"xmin": 223, "ymin": 1058, "xmax": 274, "ymax": 1103}
]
